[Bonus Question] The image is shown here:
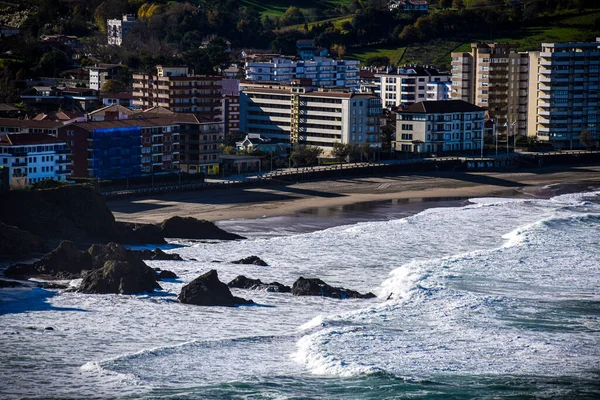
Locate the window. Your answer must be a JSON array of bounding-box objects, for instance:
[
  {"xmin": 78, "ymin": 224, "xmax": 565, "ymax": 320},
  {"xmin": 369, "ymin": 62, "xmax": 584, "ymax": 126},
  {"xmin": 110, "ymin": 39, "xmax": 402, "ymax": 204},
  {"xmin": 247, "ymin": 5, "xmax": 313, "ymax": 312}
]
[
  {"xmin": 401, "ymin": 133, "xmax": 413, "ymax": 140},
  {"xmin": 401, "ymin": 124, "xmax": 413, "ymax": 130}
]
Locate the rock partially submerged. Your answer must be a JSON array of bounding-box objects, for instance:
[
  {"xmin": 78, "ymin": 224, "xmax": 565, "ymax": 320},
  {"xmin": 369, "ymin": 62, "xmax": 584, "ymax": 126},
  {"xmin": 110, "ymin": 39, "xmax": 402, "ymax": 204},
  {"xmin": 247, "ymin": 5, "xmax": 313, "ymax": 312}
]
[
  {"xmin": 130, "ymin": 248, "xmax": 183, "ymax": 261},
  {"xmin": 79, "ymin": 260, "xmax": 161, "ymax": 295},
  {"xmin": 291, "ymin": 277, "xmax": 376, "ymax": 299},
  {"xmin": 178, "ymin": 270, "xmax": 253, "ymax": 307},
  {"xmin": 231, "ymin": 256, "xmax": 268, "ymax": 266},
  {"xmin": 154, "ymin": 268, "xmax": 178, "ymax": 280},
  {"xmin": 117, "ymin": 222, "xmax": 166, "ymax": 245},
  {"xmin": 4, "ymin": 240, "xmax": 92, "ymax": 279},
  {"xmin": 79, "ymin": 242, "xmax": 161, "ymax": 294},
  {"xmin": 160, "ymin": 216, "xmax": 245, "ymax": 240},
  {"xmin": 0, "ymin": 279, "xmax": 22, "ymax": 288},
  {"xmin": 227, "ymin": 275, "xmax": 290, "ymax": 293}
]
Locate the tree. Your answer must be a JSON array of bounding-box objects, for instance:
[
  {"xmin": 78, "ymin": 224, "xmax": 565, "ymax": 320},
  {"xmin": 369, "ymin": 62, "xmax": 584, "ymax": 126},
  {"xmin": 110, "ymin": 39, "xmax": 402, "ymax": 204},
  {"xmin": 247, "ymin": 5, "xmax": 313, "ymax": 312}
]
[
  {"xmin": 205, "ymin": 37, "xmax": 231, "ymax": 73},
  {"xmin": 452, "ymin": 0, "xmax": 465, "ymax": 10},
  {"xmin": 271, "ymin": 32, "xmax": 301, "ymax": 55},
  {"xmin": 290, "ymin": 145, "xmax": 323, "ymax": 167},
  {"xmin": 359, "ymin": 142, "xmax": 372, "ymax": 162},
  {"xmin": 331, "ymin": 142, "xmax": 351, "ymax": 166},
  {"xmin": 101, "ymin": 79, "xmax": 125, "ymax": 93},
  {"xmin": 579, "ymin": 128, "xmax": 594, "ymax": 149},
  {"xmin": 365, "ymin": 56, "xmax": 390, "ymax": 67},
  {"xmin": 440, "ymin": 0, "xmax": 453, "ymax": 8},
  {"xmin": 279, "ymin": 7, "xmax": 305, "ymax": 27},
  {"xmin": 330, "ymin": 43, "xmax": 346, "ymax": 59},
  {"xmin": 380, "ymin": 124, "xmax": 394, "ymax": 152}
]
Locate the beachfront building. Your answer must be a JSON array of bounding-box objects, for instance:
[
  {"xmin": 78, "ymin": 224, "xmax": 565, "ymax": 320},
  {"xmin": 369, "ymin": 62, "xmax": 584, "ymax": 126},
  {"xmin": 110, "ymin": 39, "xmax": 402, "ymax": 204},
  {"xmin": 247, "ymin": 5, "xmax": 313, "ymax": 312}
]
[
  {"xmin": 58, "ymin": 117, "xmax": 180, "ymax": 179},
  {"xmin": 527, "ymin": 39, "xmax": 600, "ymax": 148},
  {"xmin": 244, "ymin": 56, "xmax": 360, "ymax": 89},
  {"xmin": 0, "ymin": 133, "xmax": 70, "ymax": 189},
  {"xmin": 107, "ymin": 15, "xmax": 135, "ymax": 46},
  {"xmin": 394, "ymin": 100, "xmax": 485, "ymax": 153},
  {"xmin": 451, "ymin": 43, "xmax": 529, "ymax": 138},
  {"xmin": 132, "ymin": 66, "xmax": 222, "ymax": 119},
  {"xmin": 176, "ymin": 115, "xmax": 223, "ymax": 176},
  {"xmin": 240, "ymin": 82, "xmax": 381, "ymax": 155},
  {"xmin": 376, "ymin": 65, "xmax": 451, "ymax": 108}
]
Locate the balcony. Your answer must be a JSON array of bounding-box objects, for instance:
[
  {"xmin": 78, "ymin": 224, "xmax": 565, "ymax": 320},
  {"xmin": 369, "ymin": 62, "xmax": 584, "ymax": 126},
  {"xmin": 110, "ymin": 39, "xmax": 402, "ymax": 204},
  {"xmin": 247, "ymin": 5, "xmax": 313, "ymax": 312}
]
[
  {"xmin": 56, "ymin": 159, "xmax": 70, "ymax": 164},
  {"xmin": 55, "ymin": 169, "xmax": 71, "ymax": 175},
  {"xmin": 12, "ymin": 161, "xmax": 27, "ymax": 167}
]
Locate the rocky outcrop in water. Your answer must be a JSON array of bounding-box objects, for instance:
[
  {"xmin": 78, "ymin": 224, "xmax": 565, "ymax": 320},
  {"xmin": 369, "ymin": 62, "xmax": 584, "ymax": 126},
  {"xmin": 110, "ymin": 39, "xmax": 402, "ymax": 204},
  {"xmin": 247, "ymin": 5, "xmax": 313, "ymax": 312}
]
[
  {"xmin": 155, "ymin": 269, "xmax": 178, "ymax": 280},
  {"xmin": 4, "ymin": 240, "xmax": 92, "ymax": 279},
  {"xmin": 130, "ymin": 248, "xmax": 183, "ymax": 261},
  {"xmin": 116, "ymin": 222, "xmax": 166, "ymax": 245},
  {"xmin": 160, "ymin": 216, "xmax": 245, "ymax": 240},
  {"xmin": 227, "ymin": 275, "xmax": 290, "ymax": 293},
  {"xmin": 291, "ymin": 277, "xmax": 376, "ymax": 299},
  {"xmin": 78, "ymin": 259, "xmax": 161, "ymax": 295},
  {"xmin": 178, "ymin": 270, "xmax": 253, "ymax": 307},
  {"xmin": 231, "ymin": 256, "xmax": 268, "ymax": 266}
]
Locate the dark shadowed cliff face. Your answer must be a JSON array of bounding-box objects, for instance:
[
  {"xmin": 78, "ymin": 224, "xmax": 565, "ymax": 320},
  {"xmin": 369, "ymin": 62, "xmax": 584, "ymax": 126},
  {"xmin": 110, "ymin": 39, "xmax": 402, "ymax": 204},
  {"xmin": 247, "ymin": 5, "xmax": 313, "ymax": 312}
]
[{"xmin": 0, "ymin": 185, "xmax": 119, "ymax": 245}]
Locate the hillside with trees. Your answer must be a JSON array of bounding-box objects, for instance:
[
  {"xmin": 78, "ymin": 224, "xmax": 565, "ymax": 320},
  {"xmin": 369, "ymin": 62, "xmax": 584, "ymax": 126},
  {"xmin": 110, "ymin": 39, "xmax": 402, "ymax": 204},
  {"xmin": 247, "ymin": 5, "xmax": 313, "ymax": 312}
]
[{"xmin": 0, "ymin": 0, "xmax": 599, "ymax": 102}]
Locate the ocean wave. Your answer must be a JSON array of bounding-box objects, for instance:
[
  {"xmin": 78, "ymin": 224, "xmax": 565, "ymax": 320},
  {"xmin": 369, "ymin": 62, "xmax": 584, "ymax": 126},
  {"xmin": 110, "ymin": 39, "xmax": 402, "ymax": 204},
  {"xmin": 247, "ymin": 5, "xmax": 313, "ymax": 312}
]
[{"xmin": 292, "ymin": 326, "xmax": 379, "ymax": 377}]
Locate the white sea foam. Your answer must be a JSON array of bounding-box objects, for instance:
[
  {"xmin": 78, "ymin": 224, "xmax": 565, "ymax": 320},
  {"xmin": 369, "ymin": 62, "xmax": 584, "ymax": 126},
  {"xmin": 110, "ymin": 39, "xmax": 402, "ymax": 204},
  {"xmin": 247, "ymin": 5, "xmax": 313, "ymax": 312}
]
[
  {"xmin": 3, "ymin": 191, "xmax": 600, "ymax": 397},
  {"xmin": 292, "ymin": 326, "xmax": 377, "ymax": 377}
]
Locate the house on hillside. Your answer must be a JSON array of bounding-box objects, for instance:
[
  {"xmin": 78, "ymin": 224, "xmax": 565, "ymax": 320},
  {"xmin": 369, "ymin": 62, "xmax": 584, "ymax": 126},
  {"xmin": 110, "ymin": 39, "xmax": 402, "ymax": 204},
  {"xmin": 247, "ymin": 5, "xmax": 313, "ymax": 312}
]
[{"xmin": 388, "ymin": 0, "xmax": 429, "ymax": 12}]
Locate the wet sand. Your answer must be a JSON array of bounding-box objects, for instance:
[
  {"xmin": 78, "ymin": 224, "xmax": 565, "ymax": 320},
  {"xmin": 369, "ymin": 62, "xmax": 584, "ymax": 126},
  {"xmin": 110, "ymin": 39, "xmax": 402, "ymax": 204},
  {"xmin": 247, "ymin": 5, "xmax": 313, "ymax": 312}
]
[{"xmin": 109, "ymin": 165, "xmax": 600, "ymax": 225}]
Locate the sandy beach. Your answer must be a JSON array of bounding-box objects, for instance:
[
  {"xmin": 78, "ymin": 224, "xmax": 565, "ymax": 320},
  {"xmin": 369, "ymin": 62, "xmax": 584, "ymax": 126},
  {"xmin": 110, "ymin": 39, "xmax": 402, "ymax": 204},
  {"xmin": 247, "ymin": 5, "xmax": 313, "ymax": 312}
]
[{"xmin": 109, "ymin": 165, "xmax": 600, "ymax": 224}]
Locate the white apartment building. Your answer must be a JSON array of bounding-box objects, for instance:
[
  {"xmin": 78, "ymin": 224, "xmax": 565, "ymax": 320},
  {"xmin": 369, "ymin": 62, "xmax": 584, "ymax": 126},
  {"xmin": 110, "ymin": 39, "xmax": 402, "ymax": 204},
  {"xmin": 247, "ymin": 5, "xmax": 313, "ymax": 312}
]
[
  {"xmin": 451, "ymin": 43, "xmax": 529, "ymax": 137},
  {"xmin": 89, "ymin": 64, "xmax": 122, "ymax": 91},
  {"xmin": 107, "ymin": 15, "xmax": 135, "ymax": 46},
  {"xmin": 395, "ymin": 100, "xmax": 485, "ymax": 153},
  {"xmin": 376, "ymin": 66, "xmax": 451, "ymax": 108},
  {"xmin": 528, "ymin": 39, "xmax": 600, "ymax": 148},
  {"xmin": 240, "ymin": 83, "xmax": 381, "ymax": 154},
  {"xmin": 244, "ymin": 56, "xmax": 360, "ymax": 89},
  {"xmin": 0, "ymin": 133, "xmax": 70, "ymax": 189}
]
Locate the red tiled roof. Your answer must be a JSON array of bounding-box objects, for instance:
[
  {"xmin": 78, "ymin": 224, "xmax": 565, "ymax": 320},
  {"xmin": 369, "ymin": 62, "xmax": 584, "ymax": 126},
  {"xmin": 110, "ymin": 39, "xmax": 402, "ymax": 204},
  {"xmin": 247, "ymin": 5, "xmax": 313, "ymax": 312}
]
[
  {"xmin": 0, "ymin": 133, "xmax": 65, "ymax": 146},
  {"xmin": 0, "ymin": 118, "xmax": 64, "ymax": 129}
]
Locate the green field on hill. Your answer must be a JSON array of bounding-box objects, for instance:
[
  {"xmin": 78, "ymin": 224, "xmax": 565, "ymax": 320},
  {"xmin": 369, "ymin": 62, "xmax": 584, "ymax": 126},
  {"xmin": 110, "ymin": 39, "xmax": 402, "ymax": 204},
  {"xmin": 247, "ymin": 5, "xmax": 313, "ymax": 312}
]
[
  {"xmin": 240, "ymin": 0, "xmax": 352, "ymax": 17},
  {"xmin": 347, "ymin": 9, "xmax": 600, "ymax": 69}
]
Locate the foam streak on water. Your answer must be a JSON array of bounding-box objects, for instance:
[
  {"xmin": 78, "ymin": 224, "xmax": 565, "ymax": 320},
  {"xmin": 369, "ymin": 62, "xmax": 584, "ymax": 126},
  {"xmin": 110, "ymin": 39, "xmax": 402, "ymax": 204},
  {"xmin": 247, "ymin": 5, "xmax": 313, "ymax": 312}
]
[{"xmin": 1, "ymin": 191, "xmax": 600, "ymax": 399}]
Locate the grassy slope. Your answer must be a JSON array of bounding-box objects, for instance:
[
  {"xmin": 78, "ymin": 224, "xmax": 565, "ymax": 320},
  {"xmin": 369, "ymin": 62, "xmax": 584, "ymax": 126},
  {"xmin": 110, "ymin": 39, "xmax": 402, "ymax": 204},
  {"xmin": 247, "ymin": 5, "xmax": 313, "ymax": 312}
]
[
  {"xmin": 348, "ymin": 9, "xmax": 600, "ymax": 68},
  {"xmin": 240, "ymin": 0, "xmax": 351, "ymax": 17}
]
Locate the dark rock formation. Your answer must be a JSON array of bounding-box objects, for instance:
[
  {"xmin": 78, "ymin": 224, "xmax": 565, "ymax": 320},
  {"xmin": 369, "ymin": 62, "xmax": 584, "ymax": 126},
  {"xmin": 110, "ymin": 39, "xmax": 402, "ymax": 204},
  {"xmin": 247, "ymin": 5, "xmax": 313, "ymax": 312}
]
[
  {"xmin": 231, "ymin": 256, "xmax": 268, "ymax": 266},
  {"xmin": 4, "ymin": 240, "xmax": 92, "ymax": 279},
  {"xmin": 130, "ymin": 248, "xmax": 183, "ymax": 261},
  {"xmin": 0, "ymin": 279, "xmax": 22, "ymax": 288},
  {"xmin": 78, "ymin": 259, "xmax": 161, "ymax": 295},
  {"xmin": 0, "ymin": 185, "xmax": 120, "ymax": 245},
  {"xmin": 291, "ymin": 277, "xmax": 376, "ymax": 299},
  {"xmin": 88, "ymin": 242, "xmax": 131, "ymax": 269},
  {"xmin": 77, "ymin": 242, "xmax": 161, "ymax": 294},
  {"xmin": 0, "ymin": 222, "xmax": 47, "ymax": 256},
  {"xmin": 116, "ymin": 222, "xmax": 166, "ymax": 245},
  {"xmin": 178, "ymin": 270, "xmax": 253, "ymax": 307},
  {"xmin": 160, "ymin": 216, "xmax": 245, "ymax": 240},
  {"xmin": 155, "ymin": 269, "xmax": 178, "ymax": 280},
  {"xmin": 228, "ymin": 275, "xmax": 290, "ymax": 293}
]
